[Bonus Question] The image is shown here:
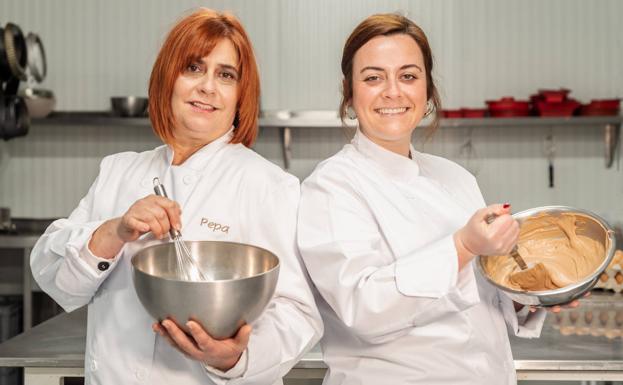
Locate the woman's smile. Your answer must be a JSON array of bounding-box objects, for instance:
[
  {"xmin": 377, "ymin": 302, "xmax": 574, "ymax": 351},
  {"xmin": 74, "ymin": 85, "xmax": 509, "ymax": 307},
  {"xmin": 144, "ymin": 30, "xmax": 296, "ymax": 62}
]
[{"xmin": 188, "ymin": 100, "xmax": 219, "ymax": 113}]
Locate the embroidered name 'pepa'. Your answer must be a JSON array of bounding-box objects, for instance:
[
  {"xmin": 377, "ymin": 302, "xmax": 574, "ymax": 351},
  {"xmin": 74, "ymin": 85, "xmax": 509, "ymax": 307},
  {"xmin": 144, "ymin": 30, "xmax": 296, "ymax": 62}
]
[{"xmin": 199, "ymin": 218, "xmax": 230, "ymax": 233}]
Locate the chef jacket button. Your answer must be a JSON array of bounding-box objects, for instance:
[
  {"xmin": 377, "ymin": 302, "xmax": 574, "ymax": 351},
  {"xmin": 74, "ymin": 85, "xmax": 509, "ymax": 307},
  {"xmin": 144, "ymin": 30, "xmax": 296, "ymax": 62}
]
[
  {"xmin": 90, "ymin": 359, "xmax": 98, "ymax": 371},
  {"xmin": 97, "ymin": 261, "xmax": 110, "ymax": 271},
  {"xmin": 140, "ymin": 178, "xmax": 150, "ymax": 188},
  {"xmin": 182, "ymin": 174, "xmax": 196, "ymax": 185}
]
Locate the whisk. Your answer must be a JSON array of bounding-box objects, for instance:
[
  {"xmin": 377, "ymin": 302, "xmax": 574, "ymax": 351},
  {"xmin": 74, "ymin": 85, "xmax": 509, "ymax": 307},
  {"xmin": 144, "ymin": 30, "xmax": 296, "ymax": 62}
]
[{"xmin": 152, "ymin": 177, "xmax": 209, "ymax": 281}]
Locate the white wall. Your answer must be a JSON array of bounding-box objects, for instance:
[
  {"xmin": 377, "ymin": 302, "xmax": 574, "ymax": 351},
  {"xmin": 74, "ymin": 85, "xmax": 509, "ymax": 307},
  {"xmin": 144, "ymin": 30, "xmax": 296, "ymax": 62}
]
[{"xmin": 0, "ymin": 0, "xmax": 622, "ymax": 230}]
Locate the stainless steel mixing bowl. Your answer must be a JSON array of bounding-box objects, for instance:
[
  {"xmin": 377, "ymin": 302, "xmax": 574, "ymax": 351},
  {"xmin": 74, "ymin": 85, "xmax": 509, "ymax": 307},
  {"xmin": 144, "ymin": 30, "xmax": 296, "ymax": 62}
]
[
  {"xmin": 110, "ymin": 96, "xmax": 148, "ymax": 117},
  {"xmin": 132, "ymin": 240, "xmax": 280, "ymax": 339},
  {"xmin": 476, "ymin": 206, "xmax": 616, "ymax": 306}
]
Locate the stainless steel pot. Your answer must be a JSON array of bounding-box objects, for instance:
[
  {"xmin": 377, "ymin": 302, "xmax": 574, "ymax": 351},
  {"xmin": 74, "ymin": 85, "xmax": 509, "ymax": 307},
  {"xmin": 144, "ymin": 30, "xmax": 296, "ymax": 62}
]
[
  {"xmin": 131, "ymin": 240, "xmax": 280, "ymax": 339},
  {"xmin": 476, "ymin": 206, "xmax": 616, "ymax": 306}
]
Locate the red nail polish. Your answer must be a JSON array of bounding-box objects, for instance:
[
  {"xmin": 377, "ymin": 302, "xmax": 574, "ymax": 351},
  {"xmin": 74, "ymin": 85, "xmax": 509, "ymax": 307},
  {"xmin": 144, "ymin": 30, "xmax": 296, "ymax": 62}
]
[{"xmin": 503, "ymin": 203, "xmax": 510, "ymax": 209}]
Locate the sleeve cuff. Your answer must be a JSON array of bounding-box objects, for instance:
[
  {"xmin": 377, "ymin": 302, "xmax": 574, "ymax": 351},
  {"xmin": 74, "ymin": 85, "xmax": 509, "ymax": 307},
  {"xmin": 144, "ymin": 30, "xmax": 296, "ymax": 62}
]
[
  {"xmin": 79, "ymin": 237, "xmax": 121, "ymax": 276},
  {"xmin": 499, "ymin": 293, "xmax": 547, "ymax": 338},
  {"xmin": 204, "ymin": 349, "xmax": 248, "ymax": 381},
  {"xmin": 395, "ymin": 234, "xmax": 459, "ymax": 298}
]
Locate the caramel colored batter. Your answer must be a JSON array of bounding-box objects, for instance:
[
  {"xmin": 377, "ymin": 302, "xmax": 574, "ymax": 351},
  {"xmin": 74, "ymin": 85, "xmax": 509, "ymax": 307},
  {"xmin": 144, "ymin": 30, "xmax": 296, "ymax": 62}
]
[{"xmin": 483, "ymin": 213, "xmax": 605, "ymax": 291}]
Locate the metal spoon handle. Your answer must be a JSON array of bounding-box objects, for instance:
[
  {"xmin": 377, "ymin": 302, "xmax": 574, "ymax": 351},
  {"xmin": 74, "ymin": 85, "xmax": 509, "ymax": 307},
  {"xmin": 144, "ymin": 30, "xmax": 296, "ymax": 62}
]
[
  {"xmin": 152, "ymin": 177, "xmax": 180, "ymax": 239},
  {"xmin": 484, "ymin": 213, "xmax": 529, "ymax": 270},
  {"xmin": 509, "ymin": 247, "xmax": 528, "ymax": 270}
]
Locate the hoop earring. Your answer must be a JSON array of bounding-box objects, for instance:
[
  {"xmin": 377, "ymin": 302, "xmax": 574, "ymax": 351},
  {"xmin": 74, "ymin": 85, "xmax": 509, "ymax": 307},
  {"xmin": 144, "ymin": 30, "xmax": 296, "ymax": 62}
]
[
  {"xmin": 346, "ymin": 105, "xmax": 357, "ymax": 120},
  {"xmin": 424, "ymin": 100, "xmax": 434, "ymax": 117}
]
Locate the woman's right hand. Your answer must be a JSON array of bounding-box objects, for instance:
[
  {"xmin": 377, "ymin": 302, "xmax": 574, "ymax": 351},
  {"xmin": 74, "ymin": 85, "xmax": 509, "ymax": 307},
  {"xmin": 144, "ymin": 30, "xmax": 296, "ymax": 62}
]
[
  {"xmin": 116, "ymin": 195, "xmax": 182, "ymax": 242},
  {"xmin": 89, "ymin": 195, "xmax": 182, "ymax": 259},
  {"xmin": 453, "ymin": 204, "xmax": 519, "ymax": 269}
]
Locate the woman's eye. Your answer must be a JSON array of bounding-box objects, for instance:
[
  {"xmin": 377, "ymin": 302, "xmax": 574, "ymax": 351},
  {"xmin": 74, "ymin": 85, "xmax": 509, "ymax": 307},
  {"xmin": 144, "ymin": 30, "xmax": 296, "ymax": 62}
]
[
  {"xmin": 402, "ymin": 73, "xmax": 418, "ymax": 81},
  {"xmin": 219, "ymin": 71, "xmax": 237, "ymax": 81},
  {"xmin": 186, "ymin": 63, "xmax": 202, "ymax": 73},
  {"xmin": 364, "ymin": 75, "xmax": 381, "ymax": 82}
]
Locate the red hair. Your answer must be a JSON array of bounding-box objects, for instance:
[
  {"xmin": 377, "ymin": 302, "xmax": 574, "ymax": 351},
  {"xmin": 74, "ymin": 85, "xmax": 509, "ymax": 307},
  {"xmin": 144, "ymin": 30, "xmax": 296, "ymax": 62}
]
[{"xmin": 149, "ymin": 8, "xmax": 260, "ymax": 147}]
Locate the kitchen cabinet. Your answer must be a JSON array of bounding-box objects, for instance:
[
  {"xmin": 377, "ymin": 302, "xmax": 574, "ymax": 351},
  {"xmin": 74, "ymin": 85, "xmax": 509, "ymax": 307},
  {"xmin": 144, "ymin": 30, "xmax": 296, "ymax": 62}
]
[{"xmin": 32, "ymin": 113, "xmax": 622, "ymax": 171}]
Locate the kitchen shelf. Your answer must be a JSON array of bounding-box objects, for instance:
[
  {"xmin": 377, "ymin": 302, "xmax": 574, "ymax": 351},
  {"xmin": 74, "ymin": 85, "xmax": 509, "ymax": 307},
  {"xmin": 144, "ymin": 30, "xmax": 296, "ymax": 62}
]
[
  {"xmin": 32, "ymin": 111, "xmax": 622, "ymax": 128},
  {"xmin": 31, "ymin": 112, "xmax": 622, "ymax": 170}
]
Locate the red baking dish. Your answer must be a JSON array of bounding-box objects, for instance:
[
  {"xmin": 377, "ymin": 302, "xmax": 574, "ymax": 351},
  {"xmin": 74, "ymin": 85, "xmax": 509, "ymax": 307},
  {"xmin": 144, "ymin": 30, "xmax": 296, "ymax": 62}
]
[
  {"xmin": 579, "ymin": 99, "xmax": 621, "ymax": 116},
  {"xmin": 486, "ymin": 97, "xmax": 531, "ymax": 117},
  {"xmin": 461, "ymin": 108, "xmax": 487, "ymax": 118},
  {"xmin": 440, "ymin": 109, "xmax": 463, "ymax": 118}
]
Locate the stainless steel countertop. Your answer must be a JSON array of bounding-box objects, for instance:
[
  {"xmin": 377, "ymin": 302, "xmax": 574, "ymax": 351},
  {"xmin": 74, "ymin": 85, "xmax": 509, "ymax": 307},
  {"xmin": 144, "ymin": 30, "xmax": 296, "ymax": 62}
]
[
  {"xmin": 0, "ymin": 306, "xmax": 324, "ymax": 369},
  {"xmin": 0, "ymin": 234, "xmax": 40, "ymax": 249},
  {"xmin": 1, "ymin": 293, "xmax": 623, "ymax": 371}
]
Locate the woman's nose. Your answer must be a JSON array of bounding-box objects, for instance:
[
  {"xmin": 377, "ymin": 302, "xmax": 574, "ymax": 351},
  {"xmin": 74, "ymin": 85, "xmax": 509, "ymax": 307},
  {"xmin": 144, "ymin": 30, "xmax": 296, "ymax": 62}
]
[
  {"xmin": 199, "ymin": 74, "xmax": 216, "ymax": 95},
  {"xmin": 382, "ymin": 78, "xmax": 401, "ymax": 99}
]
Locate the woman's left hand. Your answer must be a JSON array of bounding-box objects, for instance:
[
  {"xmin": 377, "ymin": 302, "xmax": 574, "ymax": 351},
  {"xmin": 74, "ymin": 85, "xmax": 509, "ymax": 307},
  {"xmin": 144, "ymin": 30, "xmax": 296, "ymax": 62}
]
[
  {"xmin": 518, "ymin": 291, "xmax": 589, "ymax": 313},
  {"xmin": 153, "ymin": 319, "xmax": 252, "ymax": 371},
  {"xmin": 531, "ymin": 299, "xmax": 580, "ymax": 313}
]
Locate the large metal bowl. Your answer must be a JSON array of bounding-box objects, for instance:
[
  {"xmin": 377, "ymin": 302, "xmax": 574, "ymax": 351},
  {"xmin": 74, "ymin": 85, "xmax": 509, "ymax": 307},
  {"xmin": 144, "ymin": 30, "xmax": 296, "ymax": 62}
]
[
  {"xmin": 476, "ymin": 206, "xmax": 616, "ymax": 306},
  {"xmin": 131, "ymin": 240, "xmax": 280, "ymax": 339},
  {"xmin": 110, "ymin": 96, "xmax": 148, "ymax": 117}
]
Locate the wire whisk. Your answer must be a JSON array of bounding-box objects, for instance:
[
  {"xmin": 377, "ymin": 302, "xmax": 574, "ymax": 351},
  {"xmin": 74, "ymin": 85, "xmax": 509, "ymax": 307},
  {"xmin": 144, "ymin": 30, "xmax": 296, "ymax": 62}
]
[{"xmin": 152, "ymin": 177, "xmax": 209, "ymax": 281}]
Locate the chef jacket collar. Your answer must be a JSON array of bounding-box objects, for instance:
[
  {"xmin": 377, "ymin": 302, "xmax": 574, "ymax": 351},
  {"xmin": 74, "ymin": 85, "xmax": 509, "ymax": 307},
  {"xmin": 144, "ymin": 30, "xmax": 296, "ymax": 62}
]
[
  {"xmin": 352, "ymin": 128, "xmax": 420, "ymax": 182},
  {"xmin": 164, "ymin": 126, "xmax": 234, "ymax": 171}
]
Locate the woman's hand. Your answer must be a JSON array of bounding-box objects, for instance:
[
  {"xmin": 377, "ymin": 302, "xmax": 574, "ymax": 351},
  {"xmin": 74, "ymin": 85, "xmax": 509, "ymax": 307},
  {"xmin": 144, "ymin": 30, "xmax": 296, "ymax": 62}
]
[
  {"xmin": 513, "ymin": 292, "xmax": 589, "ymax": 314},
  {"xmin": 88, "ymin": 195, "xmax": 182, "ymax": 259},
  {"xmin": 526, "ymin": 291, "xmax": 589, "ymax": 313},
  {"xmin": 116, "ymin": 195, "xmax": 182, "ymax": 242},
  {"xmin": 153, "ymin": 320, "xmax": 252, "ymax": 371},
  {"xmin": 454, "ymin": 204, "xmax": 519, "ymax": 269}
]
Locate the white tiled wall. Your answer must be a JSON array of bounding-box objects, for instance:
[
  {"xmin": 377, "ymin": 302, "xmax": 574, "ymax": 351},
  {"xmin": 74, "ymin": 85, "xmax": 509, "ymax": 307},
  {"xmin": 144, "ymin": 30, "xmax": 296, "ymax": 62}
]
[{"xmin": 1, "ymin": 0, "xmax": 622, "ymax": 227}]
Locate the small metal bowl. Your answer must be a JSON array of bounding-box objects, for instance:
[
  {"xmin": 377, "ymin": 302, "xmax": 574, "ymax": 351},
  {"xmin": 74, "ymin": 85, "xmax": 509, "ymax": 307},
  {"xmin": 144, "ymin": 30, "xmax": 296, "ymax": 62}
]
[
  {"xmin": 132, "ymin": 240, "xmax": 279, "ymax": 339},
  {"xmin": 110, "ymin": 96, "xmax": 148, "ymax": 117},
  {"xmin": 476, "ymin": 206, "xmax": 616, "ymax": 306}
]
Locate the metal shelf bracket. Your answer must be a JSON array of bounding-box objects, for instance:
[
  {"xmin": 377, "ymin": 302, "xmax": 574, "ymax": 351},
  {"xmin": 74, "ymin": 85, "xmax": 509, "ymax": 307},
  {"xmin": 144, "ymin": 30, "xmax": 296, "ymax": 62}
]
[{"xmin": 604, "ymin": 123, "xmax": 620, "ymax": 168}]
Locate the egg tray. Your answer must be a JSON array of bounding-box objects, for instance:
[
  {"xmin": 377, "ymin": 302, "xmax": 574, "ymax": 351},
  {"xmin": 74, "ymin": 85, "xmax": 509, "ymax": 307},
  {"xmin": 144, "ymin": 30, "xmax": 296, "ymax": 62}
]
[
  {"xmin": 594, "ymin": 250, "xmax": 623, "ymax": 293},
  {"xmin": 552, "ymin": 293, "xmax": 623, "ymax": 339}
]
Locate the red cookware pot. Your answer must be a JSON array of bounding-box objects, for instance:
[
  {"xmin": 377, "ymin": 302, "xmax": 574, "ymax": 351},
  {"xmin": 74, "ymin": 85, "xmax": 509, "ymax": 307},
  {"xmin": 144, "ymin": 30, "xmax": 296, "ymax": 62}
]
[
  {"xmin": 461, "ymin": 108, "xmax": 487, "ymax": 118},
  {"xmin": 440, "ymin": 109, "xmax": 462, "ymax": 118},
  {"xmin": 535, "ymin": 99, "xmax": 581, "ymax": 117},
  {"xmin": 579, "ymin": 99, "xmax": 621, "ymax": 116},
  {"xmin": 486, "ymin": 97, "xmax": 531, "ymax": 117},
  {"xmin": 537, "ymin": 89, "xmax": 571, "ymax": 103}
]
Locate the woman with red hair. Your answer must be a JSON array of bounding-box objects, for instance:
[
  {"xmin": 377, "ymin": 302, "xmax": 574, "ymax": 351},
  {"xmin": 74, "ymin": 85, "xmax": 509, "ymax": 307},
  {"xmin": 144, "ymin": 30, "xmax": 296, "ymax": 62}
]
[{"xmin": 30, "ymin": 8, "xmax": 322, "ymax": 384}]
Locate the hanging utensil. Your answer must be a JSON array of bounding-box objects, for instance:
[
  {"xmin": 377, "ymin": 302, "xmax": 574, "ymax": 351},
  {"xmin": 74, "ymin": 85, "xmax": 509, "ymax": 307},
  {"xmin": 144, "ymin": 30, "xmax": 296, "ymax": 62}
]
[
  {"xmin": 458, "ymin": 127, "xmax": 480, "ymax": 175},
  {"xmin": 544, "ymin": 134, "xmax": 556, "ymax": 188}
]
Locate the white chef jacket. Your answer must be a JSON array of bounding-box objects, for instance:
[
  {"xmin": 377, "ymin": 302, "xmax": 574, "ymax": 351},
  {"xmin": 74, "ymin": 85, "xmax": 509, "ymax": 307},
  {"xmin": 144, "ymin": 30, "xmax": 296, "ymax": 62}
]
[
  {"xmin": 30, "ymin": 129, "xmax": 322, "ymax": 385},
  {"xmin": 297, "ymin": 129, "xmax": 546, "ymax": 385}
]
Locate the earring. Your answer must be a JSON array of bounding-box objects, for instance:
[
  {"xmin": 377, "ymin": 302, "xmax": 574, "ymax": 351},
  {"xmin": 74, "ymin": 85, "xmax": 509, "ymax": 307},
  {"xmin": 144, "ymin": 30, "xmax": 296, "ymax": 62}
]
[
  {"xmin": 346, "ymin": 105, "xmax": 357, "ymax": 120},
  {"xmin": 424, "ymin": 100, "xmax": 434, "ymax": 117}
]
